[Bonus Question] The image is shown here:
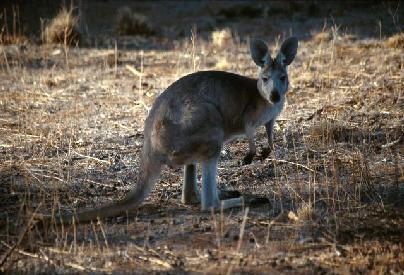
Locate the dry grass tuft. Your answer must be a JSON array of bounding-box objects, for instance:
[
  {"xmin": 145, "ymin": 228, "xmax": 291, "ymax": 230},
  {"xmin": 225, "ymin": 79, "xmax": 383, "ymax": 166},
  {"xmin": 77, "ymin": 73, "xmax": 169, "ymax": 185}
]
[
  {"xmin": 0, "ymin": 33, "xmax": 27, "ymax": 45},
  {"xmin": 313, "ymin": 31, "xmax": 331, "ymax": 43},
  {"xmin": 306, "ymin": 120, "xmax": 357, "ymax": 148},
  {"xmin": 385, "ymin": 32, "xmax": 404, "ymax": 48},
  {"xmin": 211, "ymin": 28, "xmax": 233, "ymax": 48},
  {"xmin": 214, "ymin": 57, "xmax": 230, "ymax": 70},
  {"xmin": 116, "ymin": 7, "xmax": 155, "ymax": 36},
  {"xmin": 43, "ymin": 7, "xmax": 80, "ymax": 45}
]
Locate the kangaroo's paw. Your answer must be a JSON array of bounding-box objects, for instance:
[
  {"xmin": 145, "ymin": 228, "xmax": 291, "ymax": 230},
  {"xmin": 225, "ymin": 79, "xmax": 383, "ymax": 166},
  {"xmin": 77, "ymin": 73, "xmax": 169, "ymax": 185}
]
[
  {"xmin": 242, "ymin": 153, "xmax": 254, "ymax": 165},
  {"xmin": 220, "ymin": 197, "xmax": 243, "ymax": 210},
  {"xmin": 260, "ymin": 147, "xmax": 272, "ymax": 160}
]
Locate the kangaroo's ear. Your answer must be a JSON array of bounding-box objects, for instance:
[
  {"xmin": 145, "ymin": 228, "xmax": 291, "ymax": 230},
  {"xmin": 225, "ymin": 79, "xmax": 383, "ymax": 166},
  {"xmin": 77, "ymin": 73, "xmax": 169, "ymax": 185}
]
[
  {"xmin": 277, "ymin": 37, "xmax": 298, "ymax": 66},
  {"xmin": 250, "ymin": 39, "xmax": 270, "ymax": 67}
]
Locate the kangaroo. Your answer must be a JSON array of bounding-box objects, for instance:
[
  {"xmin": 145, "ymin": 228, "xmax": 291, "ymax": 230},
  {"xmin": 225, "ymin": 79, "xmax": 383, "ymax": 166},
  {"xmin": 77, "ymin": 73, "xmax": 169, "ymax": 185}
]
[{"xmin": 37, "ymin": 37, "xmax": 298, "ymax": 225}]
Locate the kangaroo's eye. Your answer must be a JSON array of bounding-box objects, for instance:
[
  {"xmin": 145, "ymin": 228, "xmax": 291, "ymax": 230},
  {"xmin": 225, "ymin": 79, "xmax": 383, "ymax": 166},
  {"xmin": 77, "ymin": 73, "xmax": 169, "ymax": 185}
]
[
  {"xmin": 262, "ymin": 77, "xmax": 269, "ymax": 83},
  {"xmin": 280, "ymin": 75, "xmax": 287, "ymax": 82}
]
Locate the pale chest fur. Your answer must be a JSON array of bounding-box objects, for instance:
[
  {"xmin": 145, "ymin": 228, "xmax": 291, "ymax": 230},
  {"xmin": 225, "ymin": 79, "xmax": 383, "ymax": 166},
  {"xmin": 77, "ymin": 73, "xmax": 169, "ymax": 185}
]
[
  {"xmin": 225, "ymin": 99, "xmax": 285, "ymax": 142},
  {"xmin": 249, "ymin": 99, "xmax": 285, "ymax": 130}
]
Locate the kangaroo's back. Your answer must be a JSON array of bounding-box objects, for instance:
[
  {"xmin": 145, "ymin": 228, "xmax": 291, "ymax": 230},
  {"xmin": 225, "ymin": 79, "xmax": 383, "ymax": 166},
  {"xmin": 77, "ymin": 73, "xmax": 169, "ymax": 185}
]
[{"xmin": 146, "ymin": 71, "xmax": 264, "ymax": 140}]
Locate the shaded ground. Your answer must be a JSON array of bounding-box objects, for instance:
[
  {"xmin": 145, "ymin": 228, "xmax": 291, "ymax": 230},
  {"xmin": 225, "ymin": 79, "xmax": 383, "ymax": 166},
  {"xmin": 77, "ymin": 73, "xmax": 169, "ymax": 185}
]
[{"xmin": 0, "ymin": 1, "xmax": 403, "ymax": 274}]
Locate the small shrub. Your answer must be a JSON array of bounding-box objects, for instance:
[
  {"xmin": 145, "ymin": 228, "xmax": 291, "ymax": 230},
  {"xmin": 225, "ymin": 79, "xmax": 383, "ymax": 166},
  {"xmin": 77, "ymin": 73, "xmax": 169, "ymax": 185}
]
[
  {"xmin": 313, "ymin": 31, "xmax": 331, "ymax": 43},
  {"xmin": 43, "ymin": 7, "xmax": 80, "ymax": 45},
  {"xmin": 116, "ymin": 7, "xmax": 155, "ymax": 36},
  {"xmin": 385, "ymin": 33, "xmax": 404, "ymax": 49}
]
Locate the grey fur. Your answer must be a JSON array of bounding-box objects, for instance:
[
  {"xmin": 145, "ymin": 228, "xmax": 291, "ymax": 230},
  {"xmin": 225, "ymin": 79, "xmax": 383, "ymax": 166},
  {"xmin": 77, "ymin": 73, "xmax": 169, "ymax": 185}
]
[
  {"xmin": 39, "ymin": 37, "xmax": 298, "ymax": 224},
  {"xmin": 182, "ymin": 164, "xmax": 199, "ymax": 204}
]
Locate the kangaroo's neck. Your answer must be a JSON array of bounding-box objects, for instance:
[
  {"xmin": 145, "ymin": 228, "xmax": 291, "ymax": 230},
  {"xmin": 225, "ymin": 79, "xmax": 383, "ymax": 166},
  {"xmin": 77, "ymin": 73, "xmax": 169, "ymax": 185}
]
[{"xmin": 242, "ymin": 78, "xmax": 285, "ymax": 130}]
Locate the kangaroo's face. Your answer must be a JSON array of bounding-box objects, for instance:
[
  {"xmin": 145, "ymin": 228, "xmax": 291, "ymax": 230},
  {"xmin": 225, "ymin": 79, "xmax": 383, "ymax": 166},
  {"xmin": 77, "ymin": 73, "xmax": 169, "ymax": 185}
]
[{"xmin": 250, "ymin": 37, "xmax": 298, "ymax": 104}]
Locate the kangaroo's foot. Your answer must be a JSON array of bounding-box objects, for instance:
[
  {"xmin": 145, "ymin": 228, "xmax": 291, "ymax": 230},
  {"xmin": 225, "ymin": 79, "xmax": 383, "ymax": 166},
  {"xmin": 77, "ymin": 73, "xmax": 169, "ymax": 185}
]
[
  {"xmin": 201, "ymin": 197, "xmax": 244, "ymax": 211},
  {"xmin": 260, "ymin": 147, "xmax": 270, "ymax": 160},
  {"xmin": 221, "ymin": 197, "xmax": 243, "ymax": 210},
  {"xmin": 182, "ymin": 189, "xmax": 200, "ymax": 205}
]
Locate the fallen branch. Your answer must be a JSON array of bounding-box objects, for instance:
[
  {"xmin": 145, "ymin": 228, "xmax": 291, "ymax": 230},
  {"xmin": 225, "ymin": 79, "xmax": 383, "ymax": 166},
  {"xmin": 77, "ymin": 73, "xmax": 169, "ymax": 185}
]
[
  {"xmin": 267, "ymin": 158, "xmax": 317, "ymax": 173},
  {"xmin": 72, "ymin": 151, "xmax": 110, "ymax": 164},
  {"xmin": 231, "ymin": 157, "xmax": 317, "ymax": 173}
]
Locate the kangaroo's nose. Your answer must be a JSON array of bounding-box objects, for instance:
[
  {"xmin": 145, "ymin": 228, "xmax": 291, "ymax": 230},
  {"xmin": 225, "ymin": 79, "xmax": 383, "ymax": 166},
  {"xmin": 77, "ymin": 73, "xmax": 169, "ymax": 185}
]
[{"xmin": 270, "ymin": 89, "xmax": 280, "ymax": 103}]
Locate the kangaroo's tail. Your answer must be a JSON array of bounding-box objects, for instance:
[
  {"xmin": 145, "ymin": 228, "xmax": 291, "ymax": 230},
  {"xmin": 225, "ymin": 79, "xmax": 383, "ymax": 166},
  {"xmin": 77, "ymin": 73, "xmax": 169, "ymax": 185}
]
[{"xmin": 35, "ymin": 157, "xmax": 162, "ymax": 225}]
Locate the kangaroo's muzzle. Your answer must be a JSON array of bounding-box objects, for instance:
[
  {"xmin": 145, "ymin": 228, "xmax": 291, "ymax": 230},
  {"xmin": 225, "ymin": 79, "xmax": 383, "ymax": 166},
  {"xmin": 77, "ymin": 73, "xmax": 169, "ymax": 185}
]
[{"xmin": 270, "ymin": 89, "xmax": 280, "ymax": 103}]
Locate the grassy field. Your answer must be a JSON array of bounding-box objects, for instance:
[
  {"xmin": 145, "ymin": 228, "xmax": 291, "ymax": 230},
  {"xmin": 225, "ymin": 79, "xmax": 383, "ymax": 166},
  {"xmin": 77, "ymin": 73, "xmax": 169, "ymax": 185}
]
[{"xmin": 0, "ymin": 1, "xmax": 403, "ymax": 274}]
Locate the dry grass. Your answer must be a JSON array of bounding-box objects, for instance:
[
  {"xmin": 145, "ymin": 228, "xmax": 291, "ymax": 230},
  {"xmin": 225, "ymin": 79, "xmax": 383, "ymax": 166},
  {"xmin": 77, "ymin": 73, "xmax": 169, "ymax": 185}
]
[
  {"xmin": 0, "ymin": 2, "xmax": 403, "ymax": 274},
  {"xmin": 43, "ymin": 7, "xmax": 80, "ymax": 45},
  {"xmin": 313, "ymin": 31, "xmax": 331, "ymax": 43},
  {"xmin": 211, "ymin": 28, "xmax": 233, "ymax": 49},
  {"xmin": 0, "ymin": 33, "xmax": 27, "ymax": 45},
  {"xmin": 385, "ymin": 32, "xmax": 404, "ymax": 48}
]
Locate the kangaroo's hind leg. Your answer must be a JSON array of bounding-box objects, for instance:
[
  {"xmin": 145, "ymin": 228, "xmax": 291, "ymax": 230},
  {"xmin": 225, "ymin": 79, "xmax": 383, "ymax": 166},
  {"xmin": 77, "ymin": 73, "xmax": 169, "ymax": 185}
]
[
  {"xmin": 201, "ymin": 157, "xmax": 220, "ymax": 210},
  {"xmin": 181, "ymin": 164, "xmax": 200, "ymax": 205},
  {"xmin": 201, "ymin": 157, "xmax": 243, "ymax": 211}
]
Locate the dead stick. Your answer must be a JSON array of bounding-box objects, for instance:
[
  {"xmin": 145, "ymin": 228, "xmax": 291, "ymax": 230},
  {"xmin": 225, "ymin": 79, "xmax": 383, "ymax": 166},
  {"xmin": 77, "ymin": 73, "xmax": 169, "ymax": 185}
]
[
  {"xmin": 267, "ymin": 158, "xmax": 317, "ymax": 173},
  {"xmin": 72, "ymin": 151, "xmax": 109, "ymax": 164}
]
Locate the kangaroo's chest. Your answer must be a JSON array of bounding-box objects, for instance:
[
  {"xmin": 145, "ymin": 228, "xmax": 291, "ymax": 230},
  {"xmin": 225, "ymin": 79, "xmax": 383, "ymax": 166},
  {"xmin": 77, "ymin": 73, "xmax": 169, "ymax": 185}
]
[{"xmin": 252, "ymin": 100, "xmax": 285, "ymax": 128}]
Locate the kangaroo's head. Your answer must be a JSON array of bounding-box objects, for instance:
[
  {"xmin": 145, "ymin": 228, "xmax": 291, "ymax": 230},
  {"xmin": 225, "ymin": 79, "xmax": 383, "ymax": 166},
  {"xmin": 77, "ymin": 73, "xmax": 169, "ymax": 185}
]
[{"xmin": 250, "ymin": 37, "xmax": 298, "ymax": 104}]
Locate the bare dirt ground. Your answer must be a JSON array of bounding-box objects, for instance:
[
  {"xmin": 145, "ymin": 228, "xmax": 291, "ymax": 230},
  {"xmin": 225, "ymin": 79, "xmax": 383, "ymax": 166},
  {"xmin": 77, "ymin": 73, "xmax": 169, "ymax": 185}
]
[{"xmin": 0, "ymin": 1, "xmax": 403, "ymax": 274}]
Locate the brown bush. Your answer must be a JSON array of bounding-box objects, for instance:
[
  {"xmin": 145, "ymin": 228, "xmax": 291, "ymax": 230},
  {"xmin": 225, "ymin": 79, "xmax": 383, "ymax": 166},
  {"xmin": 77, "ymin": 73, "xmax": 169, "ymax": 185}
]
[
  {"xmin": 385, "ymin": 33, "xmax": 404, "ymax": 49},
  {"xmin": 43, "ymin": 8, "xmax": 80, "ymax": 45},
  {"xmin": 313, "ymin": 31, "xmax": 331, "ymax": 43}
]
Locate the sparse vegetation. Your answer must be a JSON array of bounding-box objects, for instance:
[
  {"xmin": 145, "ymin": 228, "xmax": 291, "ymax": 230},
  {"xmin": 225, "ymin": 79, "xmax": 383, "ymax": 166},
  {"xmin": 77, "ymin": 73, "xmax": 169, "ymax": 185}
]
[
  {"xmin": 0, "ymin": 6, "xmax": 27, "ymax": 45},
  {"xmin": 0, "ymin": 1, "xmax": 403, "ymax": 274}
]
